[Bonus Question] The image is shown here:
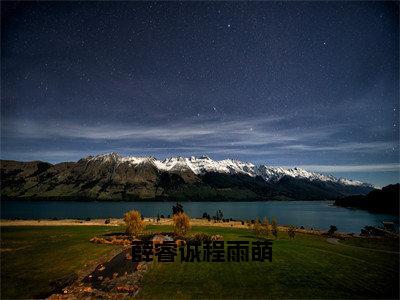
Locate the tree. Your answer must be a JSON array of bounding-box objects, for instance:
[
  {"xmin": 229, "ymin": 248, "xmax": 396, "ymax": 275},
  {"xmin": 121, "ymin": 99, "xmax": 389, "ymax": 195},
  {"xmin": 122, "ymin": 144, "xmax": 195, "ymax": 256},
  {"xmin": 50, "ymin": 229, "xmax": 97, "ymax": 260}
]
[
  {"xmin": 172, "ymin": 202, "xmax": 184, "ymax": 215},
  {"xmin": 261, "ymin": 217, "xmax": 270, "ymax": 237},
  {"xmin": 123, "ymin": 210, "xmax": 145, "ymax": 238},
  {"xmin": 288, "ymin": 225, "xmax": 296, "ymax": 239},
  {"xmin": 202, "ymin": 212, "xmax": 210, "ymax": 219},
  {"xmin": 271, "ymin": 218, "xmax": 278, "ymax": 238},
  {"xmin": 215, "ymin": 209, "xmax": 223, "ymax": 221},
  {"xmin": 172, "ymin": 212, "xmax": 191, "ymax": 237},
  {"xmin": 327, "ymin": 225, "xmax": 337, "ymax": 236}
]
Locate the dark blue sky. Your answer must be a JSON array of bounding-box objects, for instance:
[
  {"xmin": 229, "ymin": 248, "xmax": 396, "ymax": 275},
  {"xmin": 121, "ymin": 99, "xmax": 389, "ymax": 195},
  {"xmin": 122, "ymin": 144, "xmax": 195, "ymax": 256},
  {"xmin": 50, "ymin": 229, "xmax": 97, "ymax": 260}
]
[{"xmin": 1, "ymin": 1, "xmax": 399, "ymax": 186}]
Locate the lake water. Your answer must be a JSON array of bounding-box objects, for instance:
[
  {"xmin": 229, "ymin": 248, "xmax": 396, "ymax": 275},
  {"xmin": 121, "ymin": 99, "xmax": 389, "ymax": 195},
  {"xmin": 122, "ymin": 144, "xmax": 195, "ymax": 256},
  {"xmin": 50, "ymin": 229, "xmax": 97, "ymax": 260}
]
[{"xmin": 1, "ymin": 200, "xmax": 398, "ymax": 233}]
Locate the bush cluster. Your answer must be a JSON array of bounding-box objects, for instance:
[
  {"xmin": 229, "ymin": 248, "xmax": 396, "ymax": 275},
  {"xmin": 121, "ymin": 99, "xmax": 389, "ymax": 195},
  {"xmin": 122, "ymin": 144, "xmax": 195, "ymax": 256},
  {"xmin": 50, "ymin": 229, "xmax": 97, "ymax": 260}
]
[
  {"xmin": 172, "ymin": 212, "xmax": 191, "ymax": 237},
  {"xmin": 185, "ymin": 232, "xmax": 212, "ymax": 243},
  {"xmin": 123, "ymin": 210, "xmax": 145, "ymax": 238}
]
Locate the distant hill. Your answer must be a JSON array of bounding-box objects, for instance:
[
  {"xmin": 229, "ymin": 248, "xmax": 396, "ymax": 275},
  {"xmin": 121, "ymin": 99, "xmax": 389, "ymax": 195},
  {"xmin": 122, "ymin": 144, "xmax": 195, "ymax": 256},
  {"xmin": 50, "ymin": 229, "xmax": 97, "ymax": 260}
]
[
  {"xmin": 334, "ymin": 184, "xmax": 399, "ymax": 215},
  {"xmin": 1, "ymin": 153, "xmax": 375, "ymax": 201}
]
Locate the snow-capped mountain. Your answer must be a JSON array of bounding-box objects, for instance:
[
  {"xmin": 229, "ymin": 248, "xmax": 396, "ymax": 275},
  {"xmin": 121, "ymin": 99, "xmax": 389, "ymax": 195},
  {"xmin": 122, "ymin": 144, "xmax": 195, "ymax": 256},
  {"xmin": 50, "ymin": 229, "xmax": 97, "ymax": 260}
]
[
  {"xmin": 88, "ymin": 153, "xmax": 256, "ymax": 176},
  {"xmin": 87, "ymin": 152, "xmax": 372, "ymax": 188},
  {"xmin": 256, "ymin": 165, "xmax": 368, "ymax": 187},
  {"xmin": 1, "ymin": 153, "xmax": 375, "ymax": 201}
]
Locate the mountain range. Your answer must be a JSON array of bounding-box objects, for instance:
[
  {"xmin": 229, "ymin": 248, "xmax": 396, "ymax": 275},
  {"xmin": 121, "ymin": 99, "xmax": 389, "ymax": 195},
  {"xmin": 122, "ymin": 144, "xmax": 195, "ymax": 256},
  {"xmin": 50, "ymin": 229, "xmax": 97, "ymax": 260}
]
[{"xmin": 0, "ymin": 153, "xmax": 375, "ymax": 201}]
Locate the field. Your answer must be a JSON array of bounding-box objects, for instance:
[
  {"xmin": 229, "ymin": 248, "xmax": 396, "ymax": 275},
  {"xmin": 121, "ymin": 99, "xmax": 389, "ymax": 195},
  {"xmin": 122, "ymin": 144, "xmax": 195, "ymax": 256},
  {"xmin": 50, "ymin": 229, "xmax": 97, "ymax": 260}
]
[
  {"xmin": 1, "ymin": 225, "xmax": 399, "ymax": 299},
  {"xmin": 0, "ymin": 226, "xmax": 120, "ymax": 299}
]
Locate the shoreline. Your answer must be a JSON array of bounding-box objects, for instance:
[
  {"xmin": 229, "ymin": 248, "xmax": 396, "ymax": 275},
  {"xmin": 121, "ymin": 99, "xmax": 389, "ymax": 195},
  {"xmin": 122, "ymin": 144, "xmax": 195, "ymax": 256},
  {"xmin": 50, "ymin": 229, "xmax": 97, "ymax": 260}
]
[
  {"xmin": 0, "ymin": 217, "xmax": 256, "ymax": 228},
  {"xmin": 0, "ymin": 218, "xmax": 339, "ymax": 236},
  {"xmin": 3, "ymin": 218, "xmax": 397, "ymax": 238},
  {"xmin": 0, "ymin": 217, "xmax": 309, "ymax": 228}
]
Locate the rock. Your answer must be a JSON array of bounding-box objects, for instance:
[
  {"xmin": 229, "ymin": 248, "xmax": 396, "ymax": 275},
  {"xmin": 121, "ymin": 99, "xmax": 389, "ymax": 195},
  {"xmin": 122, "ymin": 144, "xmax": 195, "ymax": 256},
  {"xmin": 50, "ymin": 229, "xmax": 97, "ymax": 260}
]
[
  {"xmin": 175, "ymin": 239, "xmax": 186, "ymax": 247},
  {"xmin": 151, "ymin": 234, "xmax": 166, "ymax": 245},
  {"xmin": 116, "ymin": 285, "xmax": 138, "ymax": 293},
  {"xmin": 82, "ymin": 286, "xmax": 93, "ymax": 293},
  {"xmin": 111, "ymin": 293, "xmax": 127, "ymax": 299},
  {"xmin": 211, "ymin": 234, "xmax": 223, "ymax": 241},
  {"xmin": 49, "ymin": 273, "xmax": 78, "ymax": 293},
  {"xmin": 164, "ymin": 235, "xmax": 174, "ymax": 241}
]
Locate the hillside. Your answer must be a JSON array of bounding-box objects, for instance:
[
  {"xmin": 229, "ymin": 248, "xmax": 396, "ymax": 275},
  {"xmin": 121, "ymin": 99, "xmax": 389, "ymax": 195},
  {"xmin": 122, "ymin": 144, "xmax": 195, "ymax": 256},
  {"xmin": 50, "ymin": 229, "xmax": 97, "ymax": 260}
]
[
  {"xmin": 334, "ymin": 184, "xmax": 399, "ymax": 215},
  {"xmin": 0, "ymin": 153, "xmax": 375, "ymax": 201}
]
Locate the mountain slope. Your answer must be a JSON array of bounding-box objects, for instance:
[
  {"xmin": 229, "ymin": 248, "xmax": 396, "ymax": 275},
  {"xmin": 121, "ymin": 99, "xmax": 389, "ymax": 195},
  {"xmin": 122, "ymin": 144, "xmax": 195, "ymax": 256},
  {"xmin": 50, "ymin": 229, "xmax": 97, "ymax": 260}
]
[
  {"xmin": 0, "ymin": 153, "xmax": 375, "ymax": 201},
  {"xmin": 334, "ymin": 184, "xmax": 399, "ymax": 215}
]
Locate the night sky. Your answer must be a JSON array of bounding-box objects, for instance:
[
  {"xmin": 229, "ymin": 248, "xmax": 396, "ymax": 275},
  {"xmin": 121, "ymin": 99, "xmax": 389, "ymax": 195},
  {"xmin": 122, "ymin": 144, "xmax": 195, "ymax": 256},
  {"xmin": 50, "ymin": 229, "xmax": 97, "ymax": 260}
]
[{"xmin": 1, "ymin": 1, "xmax": 399, "ymax": 186}]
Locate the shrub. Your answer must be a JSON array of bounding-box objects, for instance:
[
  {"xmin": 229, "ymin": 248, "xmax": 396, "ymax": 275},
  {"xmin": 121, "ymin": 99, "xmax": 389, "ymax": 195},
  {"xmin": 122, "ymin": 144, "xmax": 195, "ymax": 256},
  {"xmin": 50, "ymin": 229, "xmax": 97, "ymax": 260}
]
[
  {"xmin": 172, "ymin": 212, "xmax": 191, "ymax": 237},
  {"xmin": 261, "ymin": 218, "xmax": 270, "ymax": 237},
  {"xmin": 253, "ymin": 218, "xmax": 263, "ymax": 237},
  {"xmin": 104, "ymin": 219, "xmax": 110, "ymax": 224},
  {"xmin": 271, "ymin": 218, "xmax": 278, "ymax": 238},
  {"xmin": 288, "ymin": 225, "xmax": 296, "ymax": 239},
  {"xmin": 202, "ymin": 212, "xmax": 210, "ymax": 219},
  {"xmin": 186, "ymin": 232, "xmax": 211, "ymax": 243},
  {"xmin": 123, "ymin": 210, "xmax": 145, "ymax": 238}
]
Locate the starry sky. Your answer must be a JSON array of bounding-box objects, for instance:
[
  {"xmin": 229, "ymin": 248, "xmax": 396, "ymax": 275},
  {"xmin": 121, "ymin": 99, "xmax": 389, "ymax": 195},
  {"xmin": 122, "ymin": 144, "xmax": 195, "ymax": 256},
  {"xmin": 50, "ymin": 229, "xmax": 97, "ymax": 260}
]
[{"xmin": 1, "ymin": 1, "xmax": 399, "ymax": 186}]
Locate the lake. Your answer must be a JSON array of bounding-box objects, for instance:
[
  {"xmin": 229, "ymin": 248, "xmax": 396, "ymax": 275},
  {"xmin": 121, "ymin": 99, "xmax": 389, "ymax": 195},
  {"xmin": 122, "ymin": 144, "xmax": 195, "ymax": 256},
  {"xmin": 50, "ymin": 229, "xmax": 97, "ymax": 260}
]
[{"xmin": 1, "ymin": 200, "xmax": 398, "ymax": 233}]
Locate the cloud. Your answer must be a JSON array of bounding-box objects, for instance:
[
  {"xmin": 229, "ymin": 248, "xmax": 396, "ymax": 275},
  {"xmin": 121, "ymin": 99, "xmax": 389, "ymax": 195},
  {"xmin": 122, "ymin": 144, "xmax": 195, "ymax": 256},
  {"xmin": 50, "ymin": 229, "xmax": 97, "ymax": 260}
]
[
  {"xmin": 2, "ymin": 115, "xmax": 336, "ymax": 145},
  {"xmin": 1, "ymin": 116, "xmax": 396, "ymax": 163},
  {"xmin": 282, "ymin": 141, "xmax": 396, "ymax": 153}
]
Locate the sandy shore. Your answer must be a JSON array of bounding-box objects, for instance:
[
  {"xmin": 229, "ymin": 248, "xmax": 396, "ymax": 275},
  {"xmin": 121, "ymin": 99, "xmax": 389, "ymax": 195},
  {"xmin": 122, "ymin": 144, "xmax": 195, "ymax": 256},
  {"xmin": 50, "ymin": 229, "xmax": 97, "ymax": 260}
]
[
  {"xmin": 0, "ymin": 218, "xmax": 326, "ymax": 235},
  {"xmin": 0, "ymin": 218, "xmax": 249, "ymax": 228}
]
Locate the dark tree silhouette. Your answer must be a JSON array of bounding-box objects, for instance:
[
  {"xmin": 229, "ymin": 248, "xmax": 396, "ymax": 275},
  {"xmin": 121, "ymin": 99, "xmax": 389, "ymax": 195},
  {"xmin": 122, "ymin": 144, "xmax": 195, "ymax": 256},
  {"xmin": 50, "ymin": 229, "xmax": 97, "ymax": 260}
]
[
  {"xmin": 215, "ymin": 209, "xmax": 223, "ymax": 221},
  {"xmin": 172, "ymin": 202, "xmax": 184, "ymax": 215},
  {"xmin": 327, "ymin": 225, "xmax": 338, "ymax": 236}
]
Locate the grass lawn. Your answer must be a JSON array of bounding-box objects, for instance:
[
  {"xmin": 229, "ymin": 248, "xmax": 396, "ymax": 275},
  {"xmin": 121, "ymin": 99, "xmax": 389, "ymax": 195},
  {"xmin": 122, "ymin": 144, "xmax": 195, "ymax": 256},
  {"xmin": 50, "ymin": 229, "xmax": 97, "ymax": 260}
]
[
  {"xmin": 340, "ymin": 236, "xmax": 400, "ymax": 252},
  {"xmin": 137, "ymin": 225, "xmax": 399, "ymax": 299},
  {"xmin": 1, "ymin": 226, "xmax": 121, "ymax": 299},
  {"xmin": 1, "ymin": 225, "xmax": 399, "ymax": 299}
]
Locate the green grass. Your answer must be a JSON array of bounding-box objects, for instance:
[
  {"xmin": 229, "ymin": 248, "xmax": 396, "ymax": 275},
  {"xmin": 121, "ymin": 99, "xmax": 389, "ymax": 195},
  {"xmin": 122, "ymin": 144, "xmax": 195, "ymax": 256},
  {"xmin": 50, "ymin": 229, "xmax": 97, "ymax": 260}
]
[
  {"xmin": 137, "ymin": 226, "xmax": 399, "ymax": 299},
  {"xmin": 340, "ymin": 236, "xmax": 400, "ymax": 252},
  {"xmin": 1, "ymin": 225, "xmax": 399, "ymax": 299},
  {"xmin": 1, "ymin": 226, "xmax": 121, "ymax": 299}
]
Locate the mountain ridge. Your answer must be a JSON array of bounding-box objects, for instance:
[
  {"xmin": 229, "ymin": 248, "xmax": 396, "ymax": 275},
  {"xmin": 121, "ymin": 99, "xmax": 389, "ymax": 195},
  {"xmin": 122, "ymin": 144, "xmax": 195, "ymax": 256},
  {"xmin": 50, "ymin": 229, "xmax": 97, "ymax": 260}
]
[
  {"xmin": 0, "ymin": 153, "xmax": 375, "ymax": 201},
  {"xmin": 83, "ymin": 152, "xmax": 372, "ymax": 187}
]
